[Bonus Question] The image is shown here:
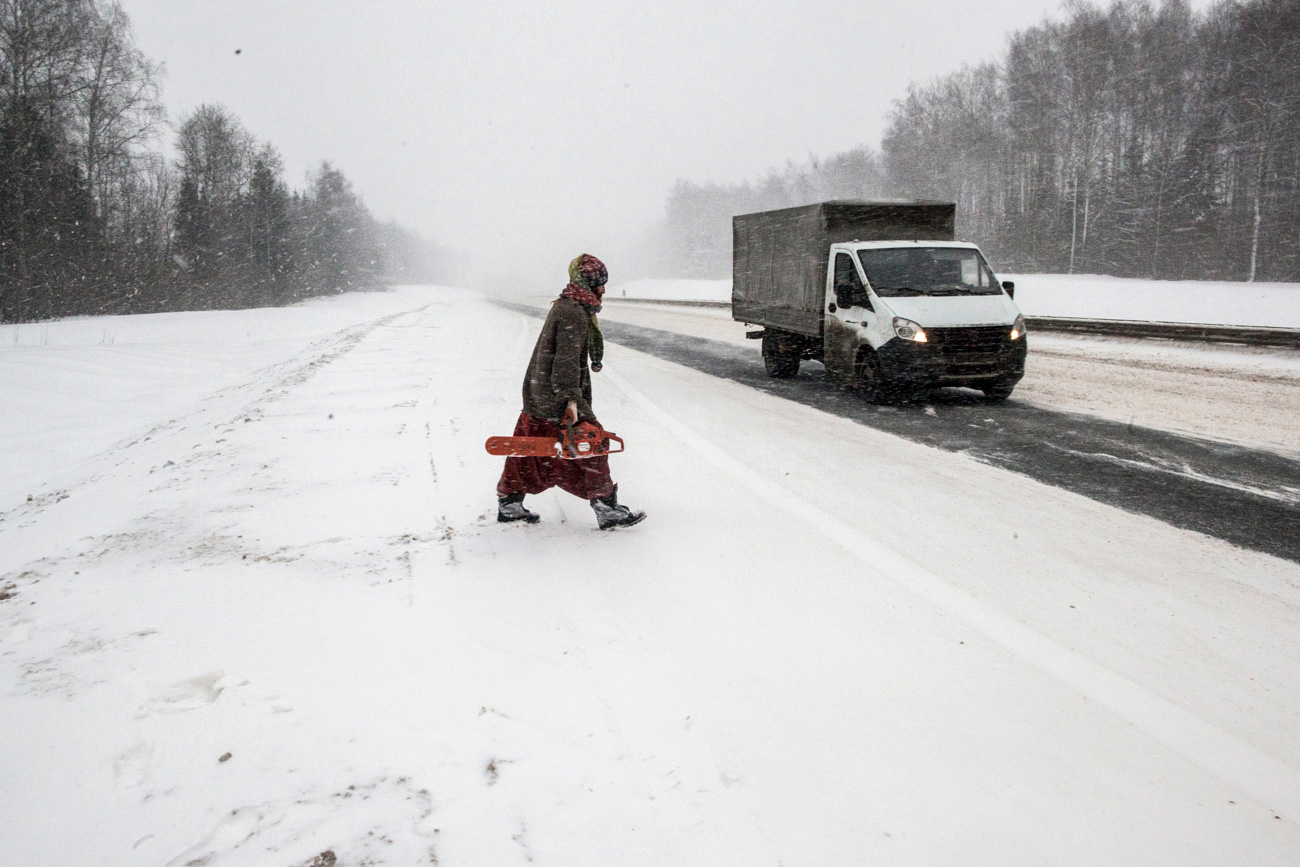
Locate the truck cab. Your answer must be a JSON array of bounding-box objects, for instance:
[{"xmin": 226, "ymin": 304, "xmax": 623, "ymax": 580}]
[
  {"xmin": 733, "ymin": 201, "xmax": 1028, "ymax": 402},
  {"xmin": 823, "ymin": 241, "xmax": 1026, "ymax": 400}
]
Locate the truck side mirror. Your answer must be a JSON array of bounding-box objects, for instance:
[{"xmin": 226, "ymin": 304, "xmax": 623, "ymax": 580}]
[{"xmin": 1002, "ymin": 280, "xmax": 1015, "ymax": 299}]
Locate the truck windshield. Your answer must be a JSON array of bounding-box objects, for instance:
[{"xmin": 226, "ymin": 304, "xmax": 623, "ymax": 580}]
[{"xmin": 856, "ymin": 247, "xmax": 1002, "ymax": 297}]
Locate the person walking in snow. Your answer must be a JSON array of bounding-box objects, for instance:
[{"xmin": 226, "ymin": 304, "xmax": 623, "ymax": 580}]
[{"xmin": 496, "ymin": 254, "xmax": 646, "ymax": 530}]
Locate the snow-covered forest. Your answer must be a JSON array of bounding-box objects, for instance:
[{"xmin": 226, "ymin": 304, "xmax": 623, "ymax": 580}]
[
  {"xmin": 0, "ymin": 0, "xmax": 455, "ymax": 323},
  {"xmin": 648, "ymin": 0, "xmax": 1300, "ymax": 283}
]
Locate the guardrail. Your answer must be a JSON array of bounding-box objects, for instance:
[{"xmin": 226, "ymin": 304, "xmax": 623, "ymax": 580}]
[{"xmin": 603, "ymin": 298, "xmax": 1300, "ymax": 349}]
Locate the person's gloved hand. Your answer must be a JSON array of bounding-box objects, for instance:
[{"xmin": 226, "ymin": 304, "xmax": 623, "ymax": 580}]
[
  {"xmin": 575, "ymin": 419, "xmax": 603, "ymax": 436},
  {"xmin": 562, "ymin": 401, "xmax": 579, "ymax": 427},
  {"xmin": 590, "ymin": 361, "xmax": 603, "ymax": 373}
]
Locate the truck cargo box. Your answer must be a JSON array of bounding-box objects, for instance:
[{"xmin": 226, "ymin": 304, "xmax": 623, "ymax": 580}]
[{"xmin": 732, "ymin": 201, "xmax": 955, "ymax": 337}]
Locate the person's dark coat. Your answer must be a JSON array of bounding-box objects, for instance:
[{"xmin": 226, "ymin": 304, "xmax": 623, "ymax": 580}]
[{"xmin": 521, "ymin": 297, "xmax": 596, "ymax": 422}]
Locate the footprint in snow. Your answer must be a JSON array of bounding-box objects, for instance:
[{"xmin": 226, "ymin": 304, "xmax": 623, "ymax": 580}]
[
  {"xmin": 112, "ymin": 742, "xmax": 153, "ymax": 789},
  {"xmin": 0, "ymin": 620, "xmax": 34, "ymax": 644},
  {"xmin": 145, "ymin": 671, "xmax": 247, "ymax": 714},
  {"xmin": 161, "ymin": 779, "xmax": 437, "ymax": 867}
]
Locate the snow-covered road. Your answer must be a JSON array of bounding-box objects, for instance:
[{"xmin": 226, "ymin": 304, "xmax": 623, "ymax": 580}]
[
  {"xmin": 596, "ymin": 299, "xmax": 1300, "ymax": 457},
  {"xmin": 565, "ymin": 301, "xmax": 1300, "ymax": 563},
  {"xmin": 3, "ymin": 287, "xmax": 1300, "ymax": 865}
]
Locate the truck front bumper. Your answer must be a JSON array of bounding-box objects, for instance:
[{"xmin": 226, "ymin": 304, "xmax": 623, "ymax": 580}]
[{"xmin": 876, "ymin": 328, "xmax": 1027, "ymax": 389}]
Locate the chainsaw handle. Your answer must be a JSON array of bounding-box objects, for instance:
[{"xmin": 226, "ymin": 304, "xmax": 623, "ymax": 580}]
[{"xmin": 600, "ymin": 433, "xmax": 625, "ymax": 454}]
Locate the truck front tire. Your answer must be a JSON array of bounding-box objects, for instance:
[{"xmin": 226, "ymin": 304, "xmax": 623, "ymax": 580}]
[
  {"xmin": 856, "ymin": 349, "xmax": 888, "ymax": 404},
  {"xmin": 762, "ymin": 333, "xmax": 800, "ymax": 378}
]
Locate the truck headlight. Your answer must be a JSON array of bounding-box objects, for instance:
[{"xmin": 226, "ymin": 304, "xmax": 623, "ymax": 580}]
[
  {"xmin": 892, "ymin": 317, "xmax": 927, "ymax": 343},
  {"xmin": 1010, "ymin": 315, "xmax": 1026, "ymax": 340}
]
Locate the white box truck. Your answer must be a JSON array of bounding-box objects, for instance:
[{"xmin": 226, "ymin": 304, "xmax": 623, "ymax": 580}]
[{"xmin": 733, "ymin": 201, "xmax": 1027, "ymax": 401}]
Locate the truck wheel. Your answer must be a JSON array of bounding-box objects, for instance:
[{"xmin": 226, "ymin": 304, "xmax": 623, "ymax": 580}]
[
  {"xmin": 856, "ymin": 350, "xmax": 888, "ymax": 404},
  {"xmin": 983, "ymin": 381, "xmax": 1015, "ymax": 402},
  {"xmin": 762, "ymin": 333, "xmax": 800, "ymax": 378}
]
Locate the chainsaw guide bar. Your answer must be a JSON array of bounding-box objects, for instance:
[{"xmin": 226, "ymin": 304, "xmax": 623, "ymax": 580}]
[{"xmin": 485, "ymin": 425, "xmax": 625, "ymax": 459}]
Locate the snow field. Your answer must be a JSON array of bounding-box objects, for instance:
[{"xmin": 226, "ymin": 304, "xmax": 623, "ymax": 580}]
[
  {"xmin": 3, "ymin": 298, "xmax": 455, "ymax": 864},
  {"xmin": 0, "ymin": 288, "xmax": 442, "ymax": 513},
  {"xmin": 2, "ymin": 287, "xmax": 1300, "ymax": 865}
]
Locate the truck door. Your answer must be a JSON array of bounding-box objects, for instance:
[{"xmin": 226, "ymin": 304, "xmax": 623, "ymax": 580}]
[{"xmin": 823, "ymin": 249, "xmax": 875, "ymax": 383}]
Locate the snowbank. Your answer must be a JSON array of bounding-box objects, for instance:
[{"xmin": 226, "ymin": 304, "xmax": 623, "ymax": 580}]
[
  {"xmin": 1007, "ymin": 274, "xmax": 1300, "ymax": 329},
  {"xmin": 609, "ymin": 275, "xmax": 1300, "ymax": 328}
]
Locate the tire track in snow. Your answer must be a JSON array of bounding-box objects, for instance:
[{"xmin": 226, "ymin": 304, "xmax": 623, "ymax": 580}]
[
  {"xmin": 604, "ymin": 367, "xmax": 1300, "ymax": 820},
  {"xmin": 0, "ymin": 305, "xmax": 429, "ymax": 535}
]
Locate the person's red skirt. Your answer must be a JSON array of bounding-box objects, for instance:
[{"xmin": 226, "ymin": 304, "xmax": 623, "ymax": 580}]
[{"xmin": 496, "ymin": 412, "xmax": 616, "ymax": 500}]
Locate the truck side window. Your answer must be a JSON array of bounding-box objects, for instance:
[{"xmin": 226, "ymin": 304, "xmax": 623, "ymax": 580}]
[{"xmin": 833, "ymin": 253, "xmax": 869, "ymax": 308}]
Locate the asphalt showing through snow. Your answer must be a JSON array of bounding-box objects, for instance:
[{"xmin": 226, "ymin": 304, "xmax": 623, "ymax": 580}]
[{"xmin": 502, "ymin": 302, "xmax": 1300, "ymax": 565}]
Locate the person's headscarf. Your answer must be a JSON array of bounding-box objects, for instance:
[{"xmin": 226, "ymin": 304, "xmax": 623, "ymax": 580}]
[
  {"xmin": 568, "ymin": 254, "xmax": 608, "ymax": 295},
  {"xmin": 560, "ymin": 254, "xmax": 607, "ymax": 371}
]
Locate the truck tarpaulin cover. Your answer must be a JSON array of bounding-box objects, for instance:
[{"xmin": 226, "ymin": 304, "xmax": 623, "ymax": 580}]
[{"xmin": 732, "ymin": 201, "xmax": 955, "ymax": 337}]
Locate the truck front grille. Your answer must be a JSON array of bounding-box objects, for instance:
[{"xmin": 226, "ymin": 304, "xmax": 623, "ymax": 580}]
[{"xmin": 928, "ymin": 325, "xmax": 1012, "ymax": 377}]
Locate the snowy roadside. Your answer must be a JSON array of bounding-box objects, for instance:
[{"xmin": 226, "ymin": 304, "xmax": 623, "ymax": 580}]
[
  {"xmin": 1007, "ymin": 273, "xmax": 1300, "ymax": 329},
  {"xmin": 1022, "ymin": 332, "xmax": 1300, "ymax": 456},
  {"xmin": 0, "ymin": 288, "xmax": 441, "ymax": 513},
  {"xmin": 2, "ymin": 288, "xmax": 1299, "ymax": 865}
]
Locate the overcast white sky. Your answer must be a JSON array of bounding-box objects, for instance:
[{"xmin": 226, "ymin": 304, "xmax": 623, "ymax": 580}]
[{"xmin": 119, "ymin": 0, "xmax": 1211, "ymax": 281}]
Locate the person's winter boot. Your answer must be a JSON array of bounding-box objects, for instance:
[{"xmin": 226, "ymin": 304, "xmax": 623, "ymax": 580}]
[
  {"xmin": 590, "ymin": 491, "xmax": 646, "ymax": 530},
  {"xmin": 497, "ymin": 493, "xmax": 539, "ymax": 524}
]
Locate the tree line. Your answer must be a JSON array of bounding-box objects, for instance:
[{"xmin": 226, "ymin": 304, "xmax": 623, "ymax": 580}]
[
  {"xmin": 634, "ymin": 148, "xmax": 883, "ymax": 279},
  {"xmin": 647, "ymin": 0, "xmax": 1300, "ymax": 283},
  {"xmin": 1, "ymin": 0, "xmax": 455, "ymax": 323}
]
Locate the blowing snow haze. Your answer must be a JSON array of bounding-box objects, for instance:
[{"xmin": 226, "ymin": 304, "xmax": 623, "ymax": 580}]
[
  {"xmin": 8, "ymin": 0, "xmax": 1300, "ymax": 863},
  {"xmin": 114, "ymin": 0, "xmax": 1151, "ymax": 284}
]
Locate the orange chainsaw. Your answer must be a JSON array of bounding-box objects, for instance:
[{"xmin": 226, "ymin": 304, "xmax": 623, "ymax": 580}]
[{"xmin": 485, "ymin": 421, "xmax": 626, "ymax": 460}]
